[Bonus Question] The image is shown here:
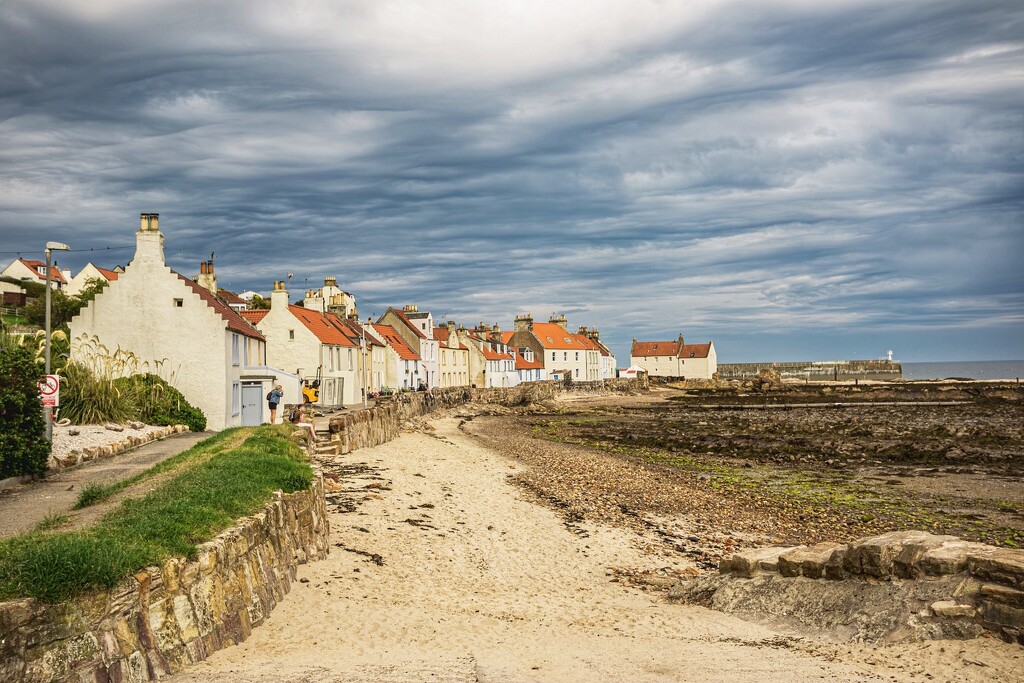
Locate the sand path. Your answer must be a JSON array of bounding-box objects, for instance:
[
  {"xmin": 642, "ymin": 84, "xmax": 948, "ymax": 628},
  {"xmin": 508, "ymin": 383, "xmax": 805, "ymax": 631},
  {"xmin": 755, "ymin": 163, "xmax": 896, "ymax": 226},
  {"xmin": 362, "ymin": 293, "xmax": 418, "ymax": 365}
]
[{"xmin": 170, "ymin": 418, "xmax": 1020, "ymax": 682}]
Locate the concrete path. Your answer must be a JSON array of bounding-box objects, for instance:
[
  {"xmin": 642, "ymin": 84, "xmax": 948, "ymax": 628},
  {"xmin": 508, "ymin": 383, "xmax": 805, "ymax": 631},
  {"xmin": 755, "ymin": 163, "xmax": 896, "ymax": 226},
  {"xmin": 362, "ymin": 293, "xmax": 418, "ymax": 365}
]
[{"xmin": 0, "ymin": 431, "xmax": 209, "ymax": 538}]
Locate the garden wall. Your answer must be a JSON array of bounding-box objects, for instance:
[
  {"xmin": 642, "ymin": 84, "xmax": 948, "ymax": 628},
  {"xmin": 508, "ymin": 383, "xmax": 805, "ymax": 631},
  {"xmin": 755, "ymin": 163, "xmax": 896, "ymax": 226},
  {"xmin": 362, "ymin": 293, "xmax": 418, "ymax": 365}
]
[{"xmin": 0, "ymin": 474, "xmax": 329, "ymax": 682}]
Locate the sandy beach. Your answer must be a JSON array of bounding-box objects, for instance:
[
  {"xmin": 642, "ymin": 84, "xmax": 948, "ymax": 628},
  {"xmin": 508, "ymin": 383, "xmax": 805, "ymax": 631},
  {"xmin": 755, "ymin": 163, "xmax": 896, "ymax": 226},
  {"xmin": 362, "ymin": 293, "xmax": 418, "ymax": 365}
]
[{"xmin": 169, "ymin": 414, "xmax": 1020, "ymax": 683}]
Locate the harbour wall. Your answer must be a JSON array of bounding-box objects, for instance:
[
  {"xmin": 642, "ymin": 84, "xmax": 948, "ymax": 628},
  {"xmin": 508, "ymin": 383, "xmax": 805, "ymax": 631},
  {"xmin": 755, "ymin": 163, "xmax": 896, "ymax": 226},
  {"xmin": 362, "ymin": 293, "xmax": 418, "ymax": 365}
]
[{"xmin": 717, "ymin": 360, "xmax": 902, "ymax": 382}]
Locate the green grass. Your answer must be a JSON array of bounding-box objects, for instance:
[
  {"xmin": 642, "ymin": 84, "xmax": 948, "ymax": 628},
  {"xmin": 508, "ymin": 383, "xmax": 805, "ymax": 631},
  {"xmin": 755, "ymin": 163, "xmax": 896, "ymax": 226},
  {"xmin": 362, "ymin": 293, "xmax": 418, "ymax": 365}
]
[
  {"xmin": 32, "ymin": 513, "xmax": 70, "ymax": 533},
  {"xmin": 73, "ymin": 428, "xmax": 241, "ymax": 509},
  {"xmin": 0, "ymin": 425, "xmax": 312, "ymax": 603}
]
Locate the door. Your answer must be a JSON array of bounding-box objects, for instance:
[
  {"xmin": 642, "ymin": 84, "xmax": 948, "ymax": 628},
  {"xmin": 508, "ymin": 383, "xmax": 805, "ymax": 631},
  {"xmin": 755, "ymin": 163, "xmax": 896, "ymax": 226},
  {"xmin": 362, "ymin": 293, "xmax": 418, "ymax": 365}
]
[{"xmin": 241, "ymin": 382, "xmax": 263, "ymax": 426}]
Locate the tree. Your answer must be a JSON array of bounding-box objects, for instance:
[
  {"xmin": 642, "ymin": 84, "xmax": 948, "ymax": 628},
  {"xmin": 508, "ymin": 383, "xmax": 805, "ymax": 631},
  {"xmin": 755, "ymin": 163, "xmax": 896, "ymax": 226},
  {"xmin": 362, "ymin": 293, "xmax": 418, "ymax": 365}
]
[
  {"xmin": 0, "ymin": 335, "xmax": 49, "ymax": 478},
  {"xmin": 22, "ymin": 277, "xmax": 108, "ymax": 330},
  {"xmin": 249, "ymin": 294, "xmax": 271, "ymax": 310}
]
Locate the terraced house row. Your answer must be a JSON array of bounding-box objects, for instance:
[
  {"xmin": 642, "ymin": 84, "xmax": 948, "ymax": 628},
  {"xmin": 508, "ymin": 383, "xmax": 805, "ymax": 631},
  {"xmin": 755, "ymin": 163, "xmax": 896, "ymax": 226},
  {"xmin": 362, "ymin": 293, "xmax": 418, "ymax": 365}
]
[{"xmin": 66, "ymin": 214, "xmax": 616, "ymax": 430}]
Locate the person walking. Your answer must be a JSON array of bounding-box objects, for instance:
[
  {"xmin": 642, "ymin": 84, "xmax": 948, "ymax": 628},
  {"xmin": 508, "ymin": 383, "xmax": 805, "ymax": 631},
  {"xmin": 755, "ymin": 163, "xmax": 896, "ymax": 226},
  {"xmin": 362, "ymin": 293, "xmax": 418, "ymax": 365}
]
[{"xmin": 267, "ymin": 384, "xmax": 284, "ymax": 424}]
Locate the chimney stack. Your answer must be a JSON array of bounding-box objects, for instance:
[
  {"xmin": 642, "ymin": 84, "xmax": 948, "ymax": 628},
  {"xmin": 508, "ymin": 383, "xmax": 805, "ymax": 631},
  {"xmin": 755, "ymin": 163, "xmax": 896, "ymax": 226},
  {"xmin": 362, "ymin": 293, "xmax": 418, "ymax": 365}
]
[
  {"xmin": 196, "ymin": 259, "xmax": 217, "ymax": 294},
  {"xmin": 404, "ymin": 304, "xmax": 418, "ymax": 313},
  {"xmin": 271, "ymin": 280, "xmax": 288, "ymax": 310},
  {"xmin": 550, "ymin": 314, "xmax": 568, "ymax": 330},
  {"xmin": 134, "ymin": 212, "xmax": 164, "ymax": 266},
  {"xmin": 514, "ymin": 313, "xmax": 533, "ymax": 332}
]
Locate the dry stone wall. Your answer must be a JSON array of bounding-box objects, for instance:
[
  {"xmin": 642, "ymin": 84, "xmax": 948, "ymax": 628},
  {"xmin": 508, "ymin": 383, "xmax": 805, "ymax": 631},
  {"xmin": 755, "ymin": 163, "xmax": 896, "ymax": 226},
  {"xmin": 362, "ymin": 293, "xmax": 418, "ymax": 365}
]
[
  {"xmin": 0, "ymin": 475, "xmax": 329, "ymax": 683},
  {"xmin": 48, "ymin": 425, "xmax": 190, "ymax": 473},
  {"xmin": 670, "ymin": 530, "xmax": 1024, "ymax": 644}
]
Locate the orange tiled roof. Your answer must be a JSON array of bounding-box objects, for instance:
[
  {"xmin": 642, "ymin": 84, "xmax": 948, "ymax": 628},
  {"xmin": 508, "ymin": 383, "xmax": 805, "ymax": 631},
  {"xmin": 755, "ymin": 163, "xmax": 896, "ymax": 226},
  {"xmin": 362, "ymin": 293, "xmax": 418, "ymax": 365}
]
[
  {"xmin": 514, "ymin": 350, "xmax": 543, "ymax": 370},
  {"xmin": 289, "ymin": 305, "xmax": 357, "ymax": 346},
  {"xmin": 573, "ymin": 333, "xmax": 600, "ymax": 351},
  {"xmin": 529, "ymin": 322, "xmax": 591, "ymax": 350},
  {"xmin": 94, "ymin": 266, "xmax": 119, "ymax": 281},
  {"xmin": 216, "ymin": 288, "xmax": 247, "ymax": 306},
  {"xmin": 176, "ymin": 274, "xmax": 264, "ymax": 340},
  {"xmin": 18, "ymin": 258, "xmax": 67, "ymax": 284},
  {"xmin": 481, "ymin": 347, "xmax": 514, "ymax": 361},
  {"xmin": 500, "ymin": 331, "xmax": 515, "ymax": 345},
  {"xmin": 372, "ymin": 324, "xmax": 421, "ymax": 361},
  {"xmin": 240, "ymin": 309, "xmax": 268, "ymax": 325}
]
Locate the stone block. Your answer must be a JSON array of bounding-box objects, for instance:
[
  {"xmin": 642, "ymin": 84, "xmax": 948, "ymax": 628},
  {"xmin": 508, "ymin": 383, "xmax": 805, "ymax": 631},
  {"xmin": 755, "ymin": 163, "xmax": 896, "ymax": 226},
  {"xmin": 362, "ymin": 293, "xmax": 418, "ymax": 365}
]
[
  {"xmin": 844, "ymin": 530, "xmax": 943, "ymax": 579},
  {"xmin": 968, "ymin": 548, "xmax": 1024, "ymax": 588},
  {"xmin": 930, "ymin": 600, "xmax": 977, "ymax": 618},
  {"xmin": 779, "ymin": 542, "xmax": 844, "ymax": 579},
  {"xmin": 980, "ymin": 582, "xmax": 1024, "ymax": 606},
  {"xmin": 979, "ymin": 600, "xmax": 1024, "ymax": 630},
  {"xmin": 919, "ymin": 540, "xmax": 983, "ymax": 576}
]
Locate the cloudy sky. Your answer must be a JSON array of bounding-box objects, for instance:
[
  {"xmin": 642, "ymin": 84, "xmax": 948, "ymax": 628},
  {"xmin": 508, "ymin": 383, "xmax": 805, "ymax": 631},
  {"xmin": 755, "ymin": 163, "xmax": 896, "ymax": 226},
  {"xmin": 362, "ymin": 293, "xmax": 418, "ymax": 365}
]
[{"xmin": 1, "ymin": 1, "xmax": 1021, "ymax": 363}]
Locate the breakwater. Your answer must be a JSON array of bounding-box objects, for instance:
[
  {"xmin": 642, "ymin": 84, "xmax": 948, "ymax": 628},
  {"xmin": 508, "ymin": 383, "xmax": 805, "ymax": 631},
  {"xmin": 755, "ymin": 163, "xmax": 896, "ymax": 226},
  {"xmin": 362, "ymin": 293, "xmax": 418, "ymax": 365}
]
[{"xmin": 717, "ymin": 360, "xmax": 902, "ymax": 381}]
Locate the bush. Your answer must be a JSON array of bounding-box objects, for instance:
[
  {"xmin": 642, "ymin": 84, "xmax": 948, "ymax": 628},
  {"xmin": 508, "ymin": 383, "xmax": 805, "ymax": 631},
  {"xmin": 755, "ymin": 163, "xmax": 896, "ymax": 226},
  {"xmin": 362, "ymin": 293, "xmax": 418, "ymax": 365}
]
[
  {"xmin": 59, "ymin": 362, "xmax": 137, "ymax": 425},
  {"xmin": 0, "ymin": 338, "xmax": 49, "ymax": 478},
  {"xmin": 120, "ymin": 374, "xmax": 206, "ymax": 432}
]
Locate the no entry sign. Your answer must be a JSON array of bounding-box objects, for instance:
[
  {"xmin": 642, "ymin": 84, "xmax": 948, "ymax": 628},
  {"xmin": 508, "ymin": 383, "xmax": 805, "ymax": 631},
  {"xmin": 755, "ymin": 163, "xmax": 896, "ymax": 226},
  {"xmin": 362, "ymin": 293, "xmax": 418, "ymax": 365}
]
[{"xmin": 38, "ymin": 374, "xmax": 59, "ymax": 407}]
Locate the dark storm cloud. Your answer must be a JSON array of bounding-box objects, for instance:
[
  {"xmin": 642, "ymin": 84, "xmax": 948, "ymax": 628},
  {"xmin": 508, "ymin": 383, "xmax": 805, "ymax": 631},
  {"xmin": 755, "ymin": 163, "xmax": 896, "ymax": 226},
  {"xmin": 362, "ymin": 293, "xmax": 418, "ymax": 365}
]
[{"xmin": 1, "ymin": 0, "xmax": 1022, "ymax": 362}]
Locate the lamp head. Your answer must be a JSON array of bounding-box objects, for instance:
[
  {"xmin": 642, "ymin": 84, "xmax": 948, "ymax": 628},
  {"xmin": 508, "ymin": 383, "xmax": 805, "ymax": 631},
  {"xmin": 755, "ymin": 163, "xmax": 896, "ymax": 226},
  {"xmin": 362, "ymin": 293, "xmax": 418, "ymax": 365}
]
[{"xmin": 45, "ymin": 241, "xmax": 71, "ymax": 251}]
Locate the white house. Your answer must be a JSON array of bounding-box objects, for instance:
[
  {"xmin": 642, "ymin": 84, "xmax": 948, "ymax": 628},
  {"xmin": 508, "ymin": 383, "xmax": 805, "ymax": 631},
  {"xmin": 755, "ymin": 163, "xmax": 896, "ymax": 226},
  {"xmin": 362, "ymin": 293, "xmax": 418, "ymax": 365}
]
[
  {"xmin": 371, "ymin": 323, "xmax": 422, "ymax": 390},
  {"xmin": 69, "ymin": 213, "xmax": 280, "ymax": 430},
  {"xmin": 377, "ymin": 305, "xmax": 438, "ymax": 390},
  {"xmin": 2, "ymin": 258, "xmax": 68, "ymax": 290},
  {"xmin": 242, "ymin": 281, "xmax": 361, "ymax": 407},
  {"xmin": 630, "ymin": 335, "xmax": 717, "ymax": 379},
  {"xmin": 508, "ymin": 314, "xmax": 596, "ymax": 382},
  {"xmin": 66, "ymin": 263, "xmax": 120, "ymax": 296}
]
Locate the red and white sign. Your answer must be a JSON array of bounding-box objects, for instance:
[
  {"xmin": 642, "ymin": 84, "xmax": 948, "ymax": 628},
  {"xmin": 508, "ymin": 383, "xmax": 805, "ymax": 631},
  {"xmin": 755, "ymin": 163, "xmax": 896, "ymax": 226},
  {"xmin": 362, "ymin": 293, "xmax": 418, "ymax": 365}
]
[{"xmin": 38, "ymin": 374, "xmax": 59, "ymax": 407}]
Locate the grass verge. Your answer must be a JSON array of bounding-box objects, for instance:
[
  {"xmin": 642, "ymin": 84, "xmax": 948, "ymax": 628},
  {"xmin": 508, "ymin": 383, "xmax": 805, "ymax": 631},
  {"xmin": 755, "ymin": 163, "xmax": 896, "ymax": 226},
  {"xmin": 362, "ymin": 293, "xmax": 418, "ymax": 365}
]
[
  {"xmin": 72, "ymin": 428, "xmax": 243, "ymax": 509},
  {"xmin": 0, "ymin": 425, "xmax": 312, "ymax": 603}
]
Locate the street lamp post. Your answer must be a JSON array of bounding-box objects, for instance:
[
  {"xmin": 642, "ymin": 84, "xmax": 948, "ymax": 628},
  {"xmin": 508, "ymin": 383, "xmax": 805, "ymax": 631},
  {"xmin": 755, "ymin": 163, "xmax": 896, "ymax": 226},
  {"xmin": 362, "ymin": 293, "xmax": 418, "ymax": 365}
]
[{"xmin": 44, "ymin": 241, "xmax": 71, "ymax": 441}]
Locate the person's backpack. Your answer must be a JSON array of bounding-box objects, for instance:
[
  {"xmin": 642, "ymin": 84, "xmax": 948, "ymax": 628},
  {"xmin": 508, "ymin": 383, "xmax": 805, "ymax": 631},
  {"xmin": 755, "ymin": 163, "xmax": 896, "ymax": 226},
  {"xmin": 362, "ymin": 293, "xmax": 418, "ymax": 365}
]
[{"xmin": 266, "ymin": 390, "xmax": 274, "ymax": 401}]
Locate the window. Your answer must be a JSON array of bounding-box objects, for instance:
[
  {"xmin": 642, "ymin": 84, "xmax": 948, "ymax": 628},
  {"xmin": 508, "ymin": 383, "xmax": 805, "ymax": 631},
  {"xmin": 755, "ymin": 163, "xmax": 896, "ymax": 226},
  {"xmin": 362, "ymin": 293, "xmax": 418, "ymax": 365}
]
[
  {"xmin": 232, "ymin": 382, "xmax": 240, "ymax": 415},
  {"xmin": 231, "ymin": 334, "xmax": 240, "ymax": 366},
  {"xmin": 551, "ymin": 352, "xmax": 556, "ymax": 361},
  {"xmin": 575, "ymin": 352, "xmax": 579, "ymax": 361},
  {"xmin": 563, "ymin": 352, "xmax": 567, "ymax": 361},
  {"xmin": 173, "ymin": 298, "xmax": 183, "ymax": 307},
  {"xmin": 288, "ymin": 329, "xmax": 295, "ymax": 340},
  {"xmin": 243, "ymin": 337, "xmax": 249, "ymax": 366}
]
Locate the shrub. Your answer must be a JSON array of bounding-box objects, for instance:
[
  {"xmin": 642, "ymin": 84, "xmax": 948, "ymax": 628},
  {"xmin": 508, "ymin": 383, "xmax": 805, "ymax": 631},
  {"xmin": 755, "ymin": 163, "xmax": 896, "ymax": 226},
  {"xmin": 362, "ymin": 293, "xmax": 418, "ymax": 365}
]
[
  {"xmin": 0, "ymin": 337, "xmax": 49, "ymax": 478},
  {"xmin": 121, "ymin": 374, "xmax": 206, "ymax": 432},
  {"xmin": 58, "ymin": 362, "xmax": 138, "ymax": 425}
]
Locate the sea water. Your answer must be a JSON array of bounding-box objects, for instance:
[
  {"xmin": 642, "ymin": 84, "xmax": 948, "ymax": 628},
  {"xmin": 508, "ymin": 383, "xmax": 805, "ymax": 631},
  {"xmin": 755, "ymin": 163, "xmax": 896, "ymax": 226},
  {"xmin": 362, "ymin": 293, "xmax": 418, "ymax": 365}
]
[{"xmin": 901, "ymin": 360, "xmax": 1024, "ymax": 381}]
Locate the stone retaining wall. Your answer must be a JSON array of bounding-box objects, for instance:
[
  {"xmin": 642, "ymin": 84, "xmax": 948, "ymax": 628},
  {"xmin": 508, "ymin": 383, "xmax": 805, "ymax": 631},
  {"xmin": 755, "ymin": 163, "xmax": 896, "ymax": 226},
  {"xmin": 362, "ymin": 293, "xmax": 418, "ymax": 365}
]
[
  {"xmin": 323, "ymin": 378, "xmax": 645, "ymax": 455},
  {"xmin": 48, "ymin": 425, "xmax": 191, "ymax": 473},
  {"xmin": 671, "ymin": 531, "xmax": 1024, "ymax": 644},
  {"xmin": 0, "ymin": 474, "xmax": 330, "ymax": 682}
]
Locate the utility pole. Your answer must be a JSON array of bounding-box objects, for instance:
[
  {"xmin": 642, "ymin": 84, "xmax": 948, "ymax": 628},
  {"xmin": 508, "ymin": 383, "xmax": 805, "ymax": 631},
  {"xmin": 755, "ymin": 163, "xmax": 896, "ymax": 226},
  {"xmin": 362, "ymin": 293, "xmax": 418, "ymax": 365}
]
[{"xmin": 44, "ymin": 240, "xmax": 71, "ymax": 441}]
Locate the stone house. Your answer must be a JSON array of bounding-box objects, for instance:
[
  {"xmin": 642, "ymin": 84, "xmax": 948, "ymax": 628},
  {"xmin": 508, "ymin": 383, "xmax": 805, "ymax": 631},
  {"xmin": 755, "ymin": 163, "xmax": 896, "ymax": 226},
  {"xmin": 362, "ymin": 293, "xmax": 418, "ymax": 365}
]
[
  {"xmin": 69, "ymin": 214, "xmax": 278, "ymax": 430},
  {"xmin": 241, "ymin": 282, "xmax": 361, "ymax": 407},
  {"xmin": 630, "ymin": 334, "xmax": 717, "ymax": 379}
]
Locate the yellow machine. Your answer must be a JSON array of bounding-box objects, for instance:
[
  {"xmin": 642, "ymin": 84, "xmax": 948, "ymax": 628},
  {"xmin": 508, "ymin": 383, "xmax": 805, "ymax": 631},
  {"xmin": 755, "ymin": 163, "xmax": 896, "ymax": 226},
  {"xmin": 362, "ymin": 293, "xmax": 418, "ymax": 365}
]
[{"xmin": 301, "ymin": 379, "xmax": 320, "ymax": 404}]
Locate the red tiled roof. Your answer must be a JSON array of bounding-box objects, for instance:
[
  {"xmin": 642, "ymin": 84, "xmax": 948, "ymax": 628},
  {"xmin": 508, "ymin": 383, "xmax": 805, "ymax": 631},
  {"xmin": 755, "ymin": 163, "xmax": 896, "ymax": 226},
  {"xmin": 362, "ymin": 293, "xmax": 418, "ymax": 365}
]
[
  {"xmin": 574, "ymin": 333, "xmax": 600, "ymax": 351},
  {"xmin": 372, "ymin": 324, "xmax": 421, "ymax": 361},
  {"xmin": 94, "ymin": 266, "xmax": 119, "ymax": 281},
  {"xmin": 19, "ymin": 259, "xmax": 67, "ymax": 284},
  {"xmin": 176, "ymin": 274, "xmax": 264, "ymax": 340},
  {"xmin": 529, "ymin": 322, "xmax": 590, "ymax": 350},
  {"xmin": 514, "ymin": 350, "xmax": 543, "ymax": 370},
  {"xmin": 631, "ymin": 340, "xmax": 680, "ymax": 358},
  {"xmin": 482, "ymin": 348, "xmax": 514, "ymax": 361},
  {"xmin": 240, "ymin": 309, "xmax": 268, "ymax": 325},
  {"xmin": 433, "ymin": 326, "xmax": 451, "ymax": 343},
  {"xmin": 340, "ymin": 318, "xmax": 383, "ymax": 347},
  {"xmin": 500, "ymin": 331, "xmax": 515, "ymax": 345},
  {"xmin": 289, "ymin": 305, "xmax": 357, "ymax": 346},
  {"xmin": 680, "ymin": 343, "xmax": 712, "ymax": 359}
]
